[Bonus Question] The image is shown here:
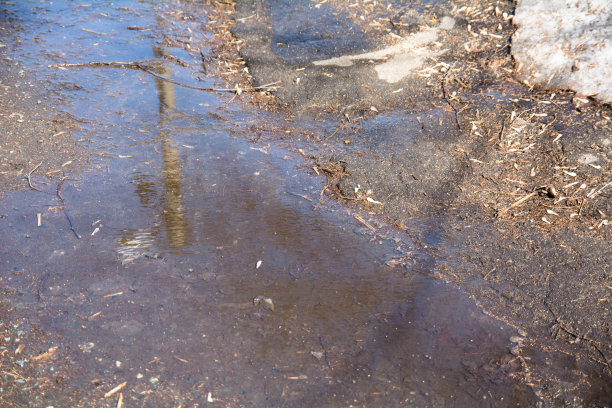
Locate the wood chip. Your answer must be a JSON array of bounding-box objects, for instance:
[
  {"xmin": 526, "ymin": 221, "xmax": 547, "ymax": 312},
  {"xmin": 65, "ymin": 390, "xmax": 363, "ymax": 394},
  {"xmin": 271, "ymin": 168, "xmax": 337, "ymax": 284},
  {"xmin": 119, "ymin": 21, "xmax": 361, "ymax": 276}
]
[
  {"xmin": 174, "ymin": 356, "xmax": 189, "ymax": 363},
  {"xmin": 32, "ymin": 346, "xmax": 58, "ymax": 361},
  {"xmin": 104, "ymin": 381, "xmax": 127, "ymax": 398},
  {"xmin": 354, "ymin": 214, "xmax": 376, "ymax": 232}
]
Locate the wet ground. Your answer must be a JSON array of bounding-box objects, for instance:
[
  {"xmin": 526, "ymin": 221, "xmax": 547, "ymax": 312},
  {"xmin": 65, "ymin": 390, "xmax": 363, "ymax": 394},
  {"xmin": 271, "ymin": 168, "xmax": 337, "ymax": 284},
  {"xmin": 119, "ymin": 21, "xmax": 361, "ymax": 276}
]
[
  {"xmin": 0, "ymin": 1, "xmax": 550, "ymax": 407},
  {"xmin": 228, "ymin": 0, "xmax": 612, "ymax": 406}
]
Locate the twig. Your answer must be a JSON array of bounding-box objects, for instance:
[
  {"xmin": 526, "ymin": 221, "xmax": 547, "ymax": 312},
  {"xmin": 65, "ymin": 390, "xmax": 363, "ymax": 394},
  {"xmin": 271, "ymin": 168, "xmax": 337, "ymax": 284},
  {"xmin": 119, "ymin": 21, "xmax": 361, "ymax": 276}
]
[
  {"xmin": 537, "ymin": 114, "xmax": 557, "ymax": 135},
  {"xmin": 81, "ymin": 28, "xmax": 112, "ymax": 36},
  {"xmin": 324, "ymin": 122, "xmax": 347, "ymax": 140},
  {"xmin": 483, "ymin": 267, "xmax": 497, "ymax": 280},
  {"xmin": 48, "ymin": 62, "xmax": 280, "ymax": 93},
  {"xmin": 493, "ymin": 118, "xmax": 505, "ymax": 143},
  {"xmin": 2, "ymin": 370, "xmax": 26, "ymax": 381},
  {"xmin": 354, "ymin": 214, "xmax": 376, "ymax": 232},
  {"xmin": 497, "ymin": 191, "xmax": 537, "ymax": 217},
  {"xmin": 587, "ymin": 181, "xmax": 612, "ymax": 199},
  {"xmin": 31, "ymin": 346, "xmax": 58, "ymax": 361},
  {"xmin": 318, "ymin": 336, "xmax": 331, "ymax": 369},
  {"xmin": 26, "ymin": 161, "xmax": 43, "ymax": 191},
  {"xmin": 287, "ymin": 191, "xmax": 313, "ymax": 202},
  {"xmin": 104, "ymin": 381, "xmax": 127, "ymax": 398},
  {"xmin": 554, "ymin": 318, "xmax": 611, "ymax": 372},
  {"xmin": 441, "ymin": 63, "xmax": 462, "ymax": 130},
  {"xmin": 56, "ymin": 176, "xmax": 81, "ymax": 239},
  {"xmin": 199, "ymin": 49, "xmax": 208, "ymax": 75},
  {"xmin": 56, "ymin": 176, "xmax": 66, "ymax": 201}
]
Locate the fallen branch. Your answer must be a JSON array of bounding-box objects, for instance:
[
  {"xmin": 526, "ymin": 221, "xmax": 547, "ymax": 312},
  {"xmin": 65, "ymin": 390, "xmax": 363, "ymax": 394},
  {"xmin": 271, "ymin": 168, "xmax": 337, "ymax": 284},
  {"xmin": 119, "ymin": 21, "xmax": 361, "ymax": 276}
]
[{"xmin": 48, "ymin": 61, "xmax": 280, "ymax": 93}]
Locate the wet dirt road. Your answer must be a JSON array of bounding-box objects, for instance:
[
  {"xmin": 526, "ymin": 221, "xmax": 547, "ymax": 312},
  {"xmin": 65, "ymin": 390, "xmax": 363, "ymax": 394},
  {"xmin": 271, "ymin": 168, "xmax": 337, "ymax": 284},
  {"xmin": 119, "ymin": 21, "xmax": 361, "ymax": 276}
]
[{"xmin": 0, "ymin": 1, "xmax": 583, "ymax": 407}]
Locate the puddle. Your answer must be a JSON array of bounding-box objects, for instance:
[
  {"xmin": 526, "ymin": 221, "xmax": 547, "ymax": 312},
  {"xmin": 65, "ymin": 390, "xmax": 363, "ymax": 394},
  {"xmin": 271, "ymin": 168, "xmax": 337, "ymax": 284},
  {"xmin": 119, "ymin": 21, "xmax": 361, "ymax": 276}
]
[{"xmin": 0, "ymin": 1, "xmax": 535, "ymax": 406}]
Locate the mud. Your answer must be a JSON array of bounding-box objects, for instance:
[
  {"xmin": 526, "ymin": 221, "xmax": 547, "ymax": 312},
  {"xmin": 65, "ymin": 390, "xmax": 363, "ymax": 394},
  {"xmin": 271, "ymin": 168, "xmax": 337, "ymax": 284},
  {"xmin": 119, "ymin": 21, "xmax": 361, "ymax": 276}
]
[
  {"xmin": 0, "ymin": 1, "xmax": 556, "ymax": 407},
  {"xmin": 228, "ymin": 0, "xmax": 612, "ymax": 406},
  {"xmin": 0, "ymin": 0, "xmax": 610, "ymax": 406}
]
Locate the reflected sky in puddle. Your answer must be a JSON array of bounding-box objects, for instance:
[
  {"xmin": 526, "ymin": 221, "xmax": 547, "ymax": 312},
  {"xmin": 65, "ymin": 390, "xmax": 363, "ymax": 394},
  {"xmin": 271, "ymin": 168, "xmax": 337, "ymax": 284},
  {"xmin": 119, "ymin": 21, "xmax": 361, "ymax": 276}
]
[{"xmin": 0, "ymin": 0, "xmax": 535, "ymax": 406}]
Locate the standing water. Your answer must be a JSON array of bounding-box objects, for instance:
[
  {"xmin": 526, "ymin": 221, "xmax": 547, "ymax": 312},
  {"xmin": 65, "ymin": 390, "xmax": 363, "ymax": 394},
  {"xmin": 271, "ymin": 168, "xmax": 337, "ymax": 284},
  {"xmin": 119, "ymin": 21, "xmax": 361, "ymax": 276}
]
[{"xmin": 0, "ymin": 1, "xmax": 535, "ymax": 406}]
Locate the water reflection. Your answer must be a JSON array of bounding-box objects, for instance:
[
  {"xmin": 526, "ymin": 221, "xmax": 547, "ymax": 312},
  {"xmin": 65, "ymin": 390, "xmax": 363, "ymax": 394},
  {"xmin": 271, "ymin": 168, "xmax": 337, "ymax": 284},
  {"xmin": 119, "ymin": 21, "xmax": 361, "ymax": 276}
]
[
  {"xmin": 121, "ymin": 45, "xmax": 190, "ymax": 254},
  {"xmin": 153, "ymin": 45, "xmax": 189, "ymax": 249}
]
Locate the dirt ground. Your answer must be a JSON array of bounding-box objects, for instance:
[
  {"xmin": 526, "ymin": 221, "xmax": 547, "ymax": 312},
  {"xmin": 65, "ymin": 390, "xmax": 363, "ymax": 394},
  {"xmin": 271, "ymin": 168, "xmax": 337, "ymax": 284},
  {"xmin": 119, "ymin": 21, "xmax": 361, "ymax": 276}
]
[
  {"xmin": 222, "ymin": 0, "xmax": 611, "ymax": 405},
  {"xmin": 0, "ymin": 0, "xmax": 610, "ymax": 406}
]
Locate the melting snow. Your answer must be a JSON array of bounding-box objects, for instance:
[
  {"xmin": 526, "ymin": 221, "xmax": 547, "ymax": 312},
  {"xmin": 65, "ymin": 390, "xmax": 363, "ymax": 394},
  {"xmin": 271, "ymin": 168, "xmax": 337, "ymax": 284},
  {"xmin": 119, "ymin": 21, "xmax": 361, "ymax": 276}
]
[
  {"xmin": 512, "ymin": 0, "xmax": 612, "ymax": 103},
  {"xmin": 313, "ymin": 16, "xmax": 455, "ymax": 83}
]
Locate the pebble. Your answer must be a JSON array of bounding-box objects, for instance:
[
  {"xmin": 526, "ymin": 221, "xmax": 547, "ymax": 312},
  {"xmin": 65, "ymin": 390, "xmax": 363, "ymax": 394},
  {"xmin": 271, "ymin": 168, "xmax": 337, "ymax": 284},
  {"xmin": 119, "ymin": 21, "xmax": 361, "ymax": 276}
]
[{"xmin": 15, "ymin": 360, "xmax": 28, "ymax": 367}]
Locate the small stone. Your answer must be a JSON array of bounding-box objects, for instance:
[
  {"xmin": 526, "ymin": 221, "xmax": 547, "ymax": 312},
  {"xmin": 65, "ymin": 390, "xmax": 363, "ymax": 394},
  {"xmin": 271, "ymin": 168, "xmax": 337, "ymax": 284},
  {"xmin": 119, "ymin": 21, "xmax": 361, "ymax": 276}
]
[
  {"xmin": 253, "ymin": 296, "xmax": 274, "ymax": 311},
  {"xmin": 15, "ymin": 360, "xmax": 28, "ymax": 367},
  {"xmin": 311, "ymin": 351, "xmax": 324, "ymax": 360}
]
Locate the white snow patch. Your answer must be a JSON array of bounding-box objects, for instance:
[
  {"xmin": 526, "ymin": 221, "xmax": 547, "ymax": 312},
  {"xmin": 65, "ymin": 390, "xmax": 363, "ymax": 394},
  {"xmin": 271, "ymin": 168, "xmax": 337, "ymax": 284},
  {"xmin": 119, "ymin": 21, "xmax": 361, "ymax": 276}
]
[
  {"xmin": 512, "ymin": 0, "xmax": 612, "ymax": 103},
  {"xmin": 313, "ymin": 16, "xmax": 455, "ymax": 83}
]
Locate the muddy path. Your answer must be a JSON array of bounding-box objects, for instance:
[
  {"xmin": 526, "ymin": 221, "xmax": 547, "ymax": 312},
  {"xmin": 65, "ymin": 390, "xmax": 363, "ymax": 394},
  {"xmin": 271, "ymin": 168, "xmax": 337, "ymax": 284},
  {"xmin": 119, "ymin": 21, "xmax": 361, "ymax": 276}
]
[{"xmin": 0, "ymin": 0, "xmax": 610, "ymax": 407}]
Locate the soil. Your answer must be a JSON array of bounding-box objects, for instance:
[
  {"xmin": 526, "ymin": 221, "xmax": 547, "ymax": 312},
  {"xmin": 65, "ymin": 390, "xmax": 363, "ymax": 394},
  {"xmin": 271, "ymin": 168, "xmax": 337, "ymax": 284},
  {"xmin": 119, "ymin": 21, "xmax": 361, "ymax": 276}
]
[
  {"xmin": 226, "ymin": 0, "xmax": 612, "ymax": 405},
  {"xmin": 0, "ymin": 50, "xmax": 88, "ymax": 197},
  {"xmin": 0, "ymin": 0, "xmax": 610, "ymax": 407}
]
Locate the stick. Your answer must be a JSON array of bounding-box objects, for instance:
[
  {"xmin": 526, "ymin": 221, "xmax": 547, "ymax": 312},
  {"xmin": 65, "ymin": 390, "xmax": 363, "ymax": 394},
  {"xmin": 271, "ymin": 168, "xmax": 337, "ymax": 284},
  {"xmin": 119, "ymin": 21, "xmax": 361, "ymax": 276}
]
[
  {"xmin": 287, "ymin": 191, "xmax": 312, "ymax": 202},
  {"xmin": 31, "ymin": 346, "xmax": 58, "ymax": 361},
  {"xmin": 554, "ymin": 318, "xmax": 611, "ymax": 371},
  {"xmin": 56, "ymin": 177, "xmax": 81, "ymax": 239},
  {"xmin": 63, "ymin": 208, "xmax": 81, "ymax": 239},
  {"xmin": 497, "ymin": 191, "xmax": 537, "ymax": 217},
  {"xmin": 26, "ymin": 161, "xmax": 43, "ymax": 191},
  {"xmin": 199, "ymin": 49, "xmax": 208, "ymax": 75},
  {"xmin": 318, "ymin": 336, "xmax": 331, "ymax": 369},
  {"xmin": 48, "ymin": 62, "xmax": 280, "ymax": 93},
  {"xmin": 441, "ymin": 63, "xmax": 462, "ymax": 130},
  {"xmin": 354, "ymin": 214, "xmax": 376, "ymax": 232},
  {"xmin": 81, "ymin": 28, "xmax": 112, "ymax": 36},
  {"xmin": 104, "ymin": 381, "xmax": 127, "ymax": 398}
]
